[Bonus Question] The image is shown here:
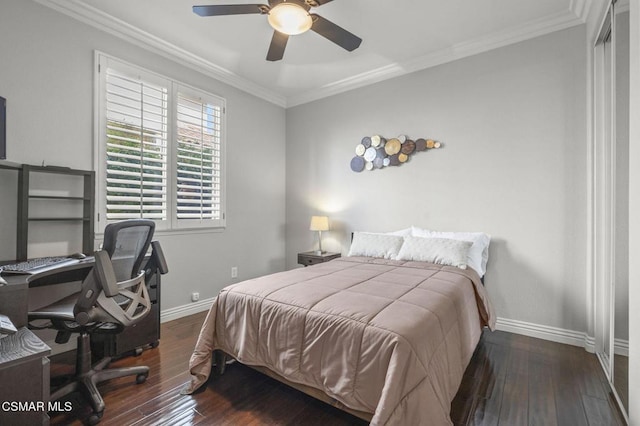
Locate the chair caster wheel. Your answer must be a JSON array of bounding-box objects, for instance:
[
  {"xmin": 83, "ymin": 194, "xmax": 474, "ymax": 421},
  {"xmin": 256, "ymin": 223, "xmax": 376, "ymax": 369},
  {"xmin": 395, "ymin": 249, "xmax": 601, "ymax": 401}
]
[
  {"xmin": 136, "ymin": 373, "xmax": 148, "ymax": 384},
  {"xmin": 88, "ymin": 411, "xmax": 103, "ymax": 425},
  {"xmin": 134, "ymin": 347, "xmax": 143, "ymax": 356}
]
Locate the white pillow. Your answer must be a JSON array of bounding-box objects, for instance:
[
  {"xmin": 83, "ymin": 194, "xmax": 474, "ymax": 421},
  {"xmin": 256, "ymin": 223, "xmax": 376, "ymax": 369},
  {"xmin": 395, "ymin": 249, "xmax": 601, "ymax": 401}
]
[
  {"xmin": 410, "ymin": 225, "xmax": 432, "ymax": 235},
  {"xmin": 385, "ymin": 227, "xmax": 413, "ymax": 237},
  {"xmin": 348, "ymin": 232, "xmax": 405, "ymax": 259},
  {"xmin": 396, "ymin": 236, "xmax": 472, "ymax": 269},
  {"xmin": 411, "ymin": 228, "xmax": 491, "ymax": 276}
]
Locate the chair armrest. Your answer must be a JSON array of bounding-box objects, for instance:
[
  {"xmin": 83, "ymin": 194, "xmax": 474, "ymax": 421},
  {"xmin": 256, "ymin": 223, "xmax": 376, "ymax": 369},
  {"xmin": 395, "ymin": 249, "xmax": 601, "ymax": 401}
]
[
  {"xmin": 96, "ymin": 270, "xmax": 150, "ymax": 326},
  {"xmin": 95, "ymin": 250, "xmax": 119, "ymax": 297},
  {"xmin": 149, "ymin": 241, "xmax": 169, "ymax": 275}
]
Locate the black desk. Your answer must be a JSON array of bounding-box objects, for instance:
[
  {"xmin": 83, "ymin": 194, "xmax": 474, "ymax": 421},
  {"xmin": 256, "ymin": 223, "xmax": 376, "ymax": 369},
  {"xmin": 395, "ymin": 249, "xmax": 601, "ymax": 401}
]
[
  {"xmin": 0, "ymin": 261, "xmax": 91, "ymax": 425},
  {"xmin": 0, "ymin": 257, "xmax": 161, "ymax": 424},
  {"xmin": 0, "ymin": 327, "xmax": 51, "ymax": 426},
  {"xmin": 0, "ymin": 255, "xmax": 161, "ymax": 357},
  {"xmin": 0, "ymin": 258, "xmax": 95, "ymax": 329}
]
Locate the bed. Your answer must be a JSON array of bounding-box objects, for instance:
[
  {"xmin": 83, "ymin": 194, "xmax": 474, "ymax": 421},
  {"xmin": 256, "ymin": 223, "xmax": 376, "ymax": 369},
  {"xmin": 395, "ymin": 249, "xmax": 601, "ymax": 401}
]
[{"xmin": 182, "ymin": 252, "xmax": 495, "ymax": 425}]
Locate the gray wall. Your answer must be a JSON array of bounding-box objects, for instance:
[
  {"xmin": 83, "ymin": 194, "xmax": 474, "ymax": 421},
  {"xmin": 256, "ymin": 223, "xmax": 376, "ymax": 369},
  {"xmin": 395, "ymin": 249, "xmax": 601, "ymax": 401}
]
[
  {"xmin": 0, "ymin": 0, "xmax": 287, "ymax": 310},
  {"xmin": 286, "ymin": 26, "xmax": 588, "ymax": 332},
  {"xmin": 0, "ymin": 1, "xmax": 598, "ymax": 338}
]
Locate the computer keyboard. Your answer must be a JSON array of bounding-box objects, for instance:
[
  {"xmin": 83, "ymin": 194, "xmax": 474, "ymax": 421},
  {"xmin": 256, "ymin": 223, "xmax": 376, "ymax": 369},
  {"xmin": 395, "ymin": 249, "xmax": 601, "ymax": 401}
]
[{"xmin": 0, "ymin": 256, "xmax": 77, "ymax": 274}]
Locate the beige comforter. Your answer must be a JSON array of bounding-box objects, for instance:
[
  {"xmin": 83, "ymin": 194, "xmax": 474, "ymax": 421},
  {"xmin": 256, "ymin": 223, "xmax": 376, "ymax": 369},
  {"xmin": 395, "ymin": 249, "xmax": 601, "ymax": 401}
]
[{"xmin": 182, "ymin": 256, "xmax": 496, "ymax": 425}]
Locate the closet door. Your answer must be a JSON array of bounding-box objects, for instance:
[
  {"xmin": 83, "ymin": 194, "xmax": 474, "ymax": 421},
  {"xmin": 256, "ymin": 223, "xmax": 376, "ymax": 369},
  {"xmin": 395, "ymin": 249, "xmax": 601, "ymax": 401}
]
[
  {"xmin": 593, "ymin": 3, "xmax": 615, "ymax": 382},
  {"xmin": 593, "ymin": 1, "xmax": 629, "ymax": 420},
  {"xmin": 613, "ymin": 8, "xmax": 630, "ymax": 417}
]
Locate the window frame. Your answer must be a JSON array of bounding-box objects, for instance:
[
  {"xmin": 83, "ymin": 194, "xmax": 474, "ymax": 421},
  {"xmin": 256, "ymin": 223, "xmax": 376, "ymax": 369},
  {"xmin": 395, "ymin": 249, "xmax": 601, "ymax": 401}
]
[{"xmin": 94, "ymin": 52, "xmax": 227, "ymax": 234}]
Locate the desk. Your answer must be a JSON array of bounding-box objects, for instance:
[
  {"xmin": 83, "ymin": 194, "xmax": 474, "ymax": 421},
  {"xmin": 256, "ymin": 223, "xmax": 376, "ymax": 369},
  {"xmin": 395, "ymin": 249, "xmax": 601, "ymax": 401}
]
[
  {"xmin": 0, "ymin": 258, "xmax": 94, "ymax": 328},
  {"xmin": 0, "ymin": 261, "xmax": 88, "ymax": 426},
  {"xmin": 0, "ymin": 327, "xmax": 51, "ymax": 425},
  {"xmin": 0, "ymin": 256, "xmax": 161, "ymax": 424},
  {"xmin": 0, "ymin": 255, "xmax": 161, "ymax": 357}
]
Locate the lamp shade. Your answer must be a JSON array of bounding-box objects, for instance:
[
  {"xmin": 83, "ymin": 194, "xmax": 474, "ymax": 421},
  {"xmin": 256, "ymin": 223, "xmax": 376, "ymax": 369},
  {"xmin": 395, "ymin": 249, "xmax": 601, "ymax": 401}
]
[{"xmin": 309, "ymin": 216, "xmax": 329, "ymax": 232}]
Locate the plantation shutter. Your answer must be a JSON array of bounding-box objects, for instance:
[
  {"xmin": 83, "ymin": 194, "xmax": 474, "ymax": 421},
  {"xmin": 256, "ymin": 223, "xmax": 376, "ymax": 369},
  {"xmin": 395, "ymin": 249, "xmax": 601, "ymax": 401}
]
[
  {"xmin": 97, "ymin": 53, "xmax": 226, "ymax": 231},
  {"xmin": 104, "ymin": 68, "xmax": 168, "ymax": 221},
  {"xmin": 175, "ymin": 91, "xmax": 223, "ymax": 224}
]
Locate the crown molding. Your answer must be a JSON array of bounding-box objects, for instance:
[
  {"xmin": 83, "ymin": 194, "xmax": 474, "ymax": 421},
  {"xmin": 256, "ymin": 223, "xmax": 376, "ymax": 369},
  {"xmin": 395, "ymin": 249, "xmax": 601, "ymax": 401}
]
[
  {"xmin": 287, "ymin": 7, "xmax": 587, "ymax": 107},
  {"xmin": 34, "ymin": 0, "xmax": 592, "ymax": 109},
  {"xmin": 616, "ymin": 0, "xmax": 630, "ymax": 13},
  {"xmin": 570, "ymin": 0, "xmax": 592, "ymax": 22},
  {"xmin": 32, "ymin": 0, "xmax": 287, "ymax": 108}
]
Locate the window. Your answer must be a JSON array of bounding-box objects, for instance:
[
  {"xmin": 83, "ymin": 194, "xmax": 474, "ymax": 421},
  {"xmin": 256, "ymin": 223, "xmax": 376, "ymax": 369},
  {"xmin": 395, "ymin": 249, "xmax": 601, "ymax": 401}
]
[
  {"xmin": 104, "ymin": 67, "xmax": 168, "ymax": 222},
  {"xmin": 176, "ymin": 90, "xmax": 223, "ymax": 223},
  {"xmin": 95, "ymin": 54, "xmax": 226, "ymax": 232}
]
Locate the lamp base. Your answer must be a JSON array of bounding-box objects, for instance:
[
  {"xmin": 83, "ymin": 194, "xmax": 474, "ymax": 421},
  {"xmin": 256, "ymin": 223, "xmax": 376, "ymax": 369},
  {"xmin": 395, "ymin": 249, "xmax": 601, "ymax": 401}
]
[{"xmin": 315, "ymin": 250, "xmax": 324, "ymax": 255}]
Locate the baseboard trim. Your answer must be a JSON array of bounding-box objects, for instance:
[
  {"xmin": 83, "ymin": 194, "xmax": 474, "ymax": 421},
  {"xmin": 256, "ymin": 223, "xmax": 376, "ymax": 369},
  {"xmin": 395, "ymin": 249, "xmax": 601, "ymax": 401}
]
[
  {"xmin": 160, "ymin": 297, "xmax": 215, "ymax": 323},
  {"xmin": 44, "ymin": 307, "xmax": 628, "ymax": 359},
  {"xmin": 158, "ymin": 306, "xmax": 631, "ymax": 356},
  {"xmin": 496, "ymin": 317, "xmax": 628, "ymax": 356},
  {"xmin": 614, "ymin": 338, "xmax": 629, "ymax": 357},
  {"xmin": 39, "ymin": 299, "xmax": 215, "ymax": 354},
  {"xmin": 496, "ymin": 317, "xmax": 595, "ymax": 351}
]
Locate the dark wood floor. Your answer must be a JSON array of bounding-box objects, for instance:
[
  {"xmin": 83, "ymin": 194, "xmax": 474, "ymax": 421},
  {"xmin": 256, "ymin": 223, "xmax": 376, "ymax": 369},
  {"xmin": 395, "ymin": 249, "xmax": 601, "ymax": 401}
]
[
  {"xmin": 451, "ymin": 330, "xmax": 626, "ymax": 426},
  {"xmin": 614, "ymin": 354, "xmax": 629, "ymax": 414},
  {"xmin": 47, "ymin": 312, "xmax": 626, "ymax": 426}
]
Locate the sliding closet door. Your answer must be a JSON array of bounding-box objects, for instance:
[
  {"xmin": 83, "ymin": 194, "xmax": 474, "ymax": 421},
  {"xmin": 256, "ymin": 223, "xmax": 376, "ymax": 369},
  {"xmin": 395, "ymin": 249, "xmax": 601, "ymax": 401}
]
[
  {"xmin": 593, "ymin": 1, "xmax": 629, "ymax": 420},
  {"xmin": 613, "ymin": 9, "xmax": 630, "ymax": 416},
  {"xmin": 593, "ymin": 5, "xmax": 615, "ymax": 381}
]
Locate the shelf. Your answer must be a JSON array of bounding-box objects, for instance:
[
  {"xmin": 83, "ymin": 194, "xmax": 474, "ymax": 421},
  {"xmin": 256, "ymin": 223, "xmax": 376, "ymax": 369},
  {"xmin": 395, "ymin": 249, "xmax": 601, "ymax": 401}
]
[
  {"xmin": 28, "ymin": 195, "xmax": 88, "ymax": 201},
  {"xmin": 0, "ymin": 160, "xmax": 22, "ymax": 171},
  {"xmin": 25, "ymin": 165, "xmax": 90, "ymax": 176},
  {"xmin": 28, "ymin": 217, "xmax": 90, "ymax": 222},
  {"xmin": 16, "ymin": 164, "xmax": 95, "ymax": 260}
]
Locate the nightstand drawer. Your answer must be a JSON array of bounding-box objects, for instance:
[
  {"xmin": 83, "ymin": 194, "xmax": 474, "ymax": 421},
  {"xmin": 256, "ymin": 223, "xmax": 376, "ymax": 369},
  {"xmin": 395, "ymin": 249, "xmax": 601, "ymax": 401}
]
[
  {"xmin": 298, "ymin": 254, "xmax": 323, "ymax": 266},
  {"xmin": 297, "ymin": 251, "xmax": 341, "ymax": 267}
]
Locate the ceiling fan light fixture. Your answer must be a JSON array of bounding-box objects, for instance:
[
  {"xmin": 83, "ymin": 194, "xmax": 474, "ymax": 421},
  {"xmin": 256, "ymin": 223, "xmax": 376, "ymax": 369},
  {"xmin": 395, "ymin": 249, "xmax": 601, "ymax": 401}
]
[{"xmin": 267, "ymin": 3, "xmax": 313, "ymax": 36}]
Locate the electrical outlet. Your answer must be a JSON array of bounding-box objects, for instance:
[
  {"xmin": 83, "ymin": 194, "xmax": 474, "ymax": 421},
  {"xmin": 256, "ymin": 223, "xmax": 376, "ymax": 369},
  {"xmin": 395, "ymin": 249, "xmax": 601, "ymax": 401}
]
[
  {"xmin": 191, "ymin": 292, "xmax": 200, "ymax": 302},
  {"xmin": 231, "ymin": 266, "xmax": 238, "ymax": 278}
]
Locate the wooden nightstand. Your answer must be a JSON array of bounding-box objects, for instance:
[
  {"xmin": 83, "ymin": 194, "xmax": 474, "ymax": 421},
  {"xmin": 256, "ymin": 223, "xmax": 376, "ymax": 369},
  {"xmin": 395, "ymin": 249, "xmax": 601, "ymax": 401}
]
[{"xmin": 297, "ymin": 251, "xmax": 341, "ymax": 267}]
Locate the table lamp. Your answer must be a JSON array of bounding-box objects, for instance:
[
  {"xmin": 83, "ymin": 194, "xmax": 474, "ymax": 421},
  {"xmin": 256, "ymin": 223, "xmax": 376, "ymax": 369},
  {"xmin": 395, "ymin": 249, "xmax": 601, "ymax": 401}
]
[{"xmin": 309, "ymin": 216, "xmax": 329, "ymax": 255}]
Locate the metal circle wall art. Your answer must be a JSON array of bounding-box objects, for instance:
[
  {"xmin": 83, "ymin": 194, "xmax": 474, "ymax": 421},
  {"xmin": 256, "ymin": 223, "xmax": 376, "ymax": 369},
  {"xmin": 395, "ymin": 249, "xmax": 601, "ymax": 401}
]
[{"xmin": 350, "ymin": 135, "xmax": 442, "ymax": 172}]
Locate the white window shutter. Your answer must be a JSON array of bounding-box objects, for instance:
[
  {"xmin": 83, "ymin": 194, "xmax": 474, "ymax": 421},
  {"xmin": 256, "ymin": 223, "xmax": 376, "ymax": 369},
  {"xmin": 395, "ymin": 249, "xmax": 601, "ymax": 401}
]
[
  {"xmin": 96, "ymin": 53, "xmax": 226, "ymax": 232},
  {"xmin": 175, "ymin": 91, "xmax": 223, "ymax": 225},
  {"xmin": 104, "ymin": 69, "xmax": 168, "ymax": 222}
]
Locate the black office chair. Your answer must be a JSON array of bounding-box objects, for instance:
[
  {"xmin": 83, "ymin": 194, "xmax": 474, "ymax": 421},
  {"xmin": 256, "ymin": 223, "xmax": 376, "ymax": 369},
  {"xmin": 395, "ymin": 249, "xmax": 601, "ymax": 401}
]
[{"xmin": 28, "ymin": 219, "xmax": 163, "ymax": 424}]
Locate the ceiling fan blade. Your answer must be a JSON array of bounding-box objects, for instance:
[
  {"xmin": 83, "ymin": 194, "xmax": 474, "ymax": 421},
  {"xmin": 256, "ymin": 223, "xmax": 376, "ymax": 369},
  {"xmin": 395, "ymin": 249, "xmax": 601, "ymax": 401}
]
[
  {"xmin": 266, "ymin": 31, "xmax": 289, "ymax": 61},
  {"xmin": 310, "ymin": 14, "xmax": 362, "ymax": 52},
  {"xmin": 305, "ymin": 0, "xmax": 334, "ymax": 6},
  {"xmin": 193, "ymin": 4, "xmax": 267, "ymax": 17}
]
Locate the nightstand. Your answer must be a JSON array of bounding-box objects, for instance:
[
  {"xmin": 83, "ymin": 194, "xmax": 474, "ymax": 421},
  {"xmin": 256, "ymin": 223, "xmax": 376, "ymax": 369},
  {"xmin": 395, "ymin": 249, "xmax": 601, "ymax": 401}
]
[{"xmin": 298, "ymin": 251, "xmax": 341, "ymax": 267}]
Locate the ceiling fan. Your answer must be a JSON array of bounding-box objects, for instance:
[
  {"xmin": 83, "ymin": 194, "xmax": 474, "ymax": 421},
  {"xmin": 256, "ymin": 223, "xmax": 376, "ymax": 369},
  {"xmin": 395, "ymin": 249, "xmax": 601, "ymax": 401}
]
[{"xmin": 193, "ymin": 0, "xmax": 362, "ymax": 61}]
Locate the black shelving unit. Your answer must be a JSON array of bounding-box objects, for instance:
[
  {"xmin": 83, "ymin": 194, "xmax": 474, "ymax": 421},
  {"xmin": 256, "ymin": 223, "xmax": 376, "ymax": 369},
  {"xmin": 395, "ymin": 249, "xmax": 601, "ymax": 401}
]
[{"xmin": 16, "ymin": 164, "xmax": 95, "ymax": 261}]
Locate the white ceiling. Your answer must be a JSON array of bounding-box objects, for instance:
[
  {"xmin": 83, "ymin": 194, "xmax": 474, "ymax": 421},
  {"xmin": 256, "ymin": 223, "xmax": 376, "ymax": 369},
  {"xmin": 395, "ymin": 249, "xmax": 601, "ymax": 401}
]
[{"xmin": 37, "ymin": 0, "xmax": 591, "ymax": 107}]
